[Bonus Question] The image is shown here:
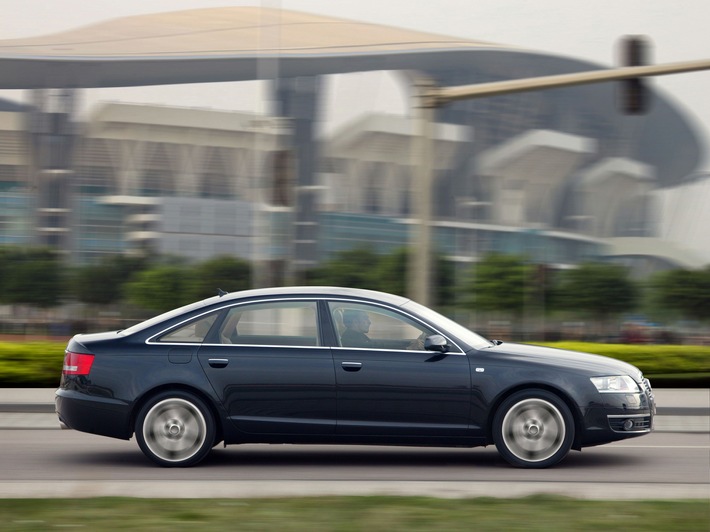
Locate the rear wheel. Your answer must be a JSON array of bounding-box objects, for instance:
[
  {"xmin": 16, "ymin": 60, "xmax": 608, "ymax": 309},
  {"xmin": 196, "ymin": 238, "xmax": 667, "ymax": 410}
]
[
  {"xmin": 493, "ymin": 389, "xmax": 574, "ymax": 468},
  {"xmin": 135, "ymin": 391, "xmax": 215, "ymax": 467}
]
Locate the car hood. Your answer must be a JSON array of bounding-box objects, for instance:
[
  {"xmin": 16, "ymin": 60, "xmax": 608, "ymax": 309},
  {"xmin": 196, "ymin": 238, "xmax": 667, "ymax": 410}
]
[{"xmin": 481, "ymin": 342, "xmax": 644, "ymax": 380}]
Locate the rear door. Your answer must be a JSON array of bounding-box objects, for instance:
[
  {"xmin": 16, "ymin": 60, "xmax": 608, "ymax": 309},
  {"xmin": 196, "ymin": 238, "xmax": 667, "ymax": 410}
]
[{"xmin": 197, "ymin": 299, "xmax": 336, "ymax": 435}]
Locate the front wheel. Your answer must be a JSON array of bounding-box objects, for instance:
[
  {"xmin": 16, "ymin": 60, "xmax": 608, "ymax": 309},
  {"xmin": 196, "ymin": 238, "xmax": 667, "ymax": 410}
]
[
  {"xmin": 493, "ymin": 389, "xmax": 574, "ymax": 468},
  {"xmin": 135, "ymin": 391, "xmax": 215, "ymax": 467}
]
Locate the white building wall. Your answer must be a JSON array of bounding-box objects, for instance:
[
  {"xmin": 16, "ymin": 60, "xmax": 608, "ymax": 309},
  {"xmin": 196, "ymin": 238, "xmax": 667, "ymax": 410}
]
[
  {"xmin": 653, "ymin": 174, "xmax": 710, "ymax": 264},
  {"xmin": 321, "ymin": 113, "xmax": 471, "ymax": 215},
  {"xmin": 477, "ymin": 129, "xmax": 596, "ymax": 228},
  {"xmin": 578, "ymin": 158, "xmax": 655, "ymax": 237},
  {"xmin": 157, "ymin": 197, "xmax": 253, "ymax": 262}
]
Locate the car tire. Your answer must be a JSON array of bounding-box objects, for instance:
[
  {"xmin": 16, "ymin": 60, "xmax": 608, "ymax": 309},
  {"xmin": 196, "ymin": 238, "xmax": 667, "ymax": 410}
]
[
  {"xmin": 493, "ymin": 389, "xmax": 575, "ymax": 469},
  {"xmin": 135, "ymin": 390, "xmax": 215, "ymax": 467}
]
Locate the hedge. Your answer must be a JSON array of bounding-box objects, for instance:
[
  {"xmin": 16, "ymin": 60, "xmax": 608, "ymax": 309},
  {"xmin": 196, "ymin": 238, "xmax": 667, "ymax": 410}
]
[
  {"xmin": 0, "ymin": 341, "xmax": 708, "ymax": 388},
  {"xmin": 0, "ymin": 342, "xmax": 65, "ymax": 387},
  {"xmin": 534, "ymin": 342, "xmax": 710, "ymax": 374}
]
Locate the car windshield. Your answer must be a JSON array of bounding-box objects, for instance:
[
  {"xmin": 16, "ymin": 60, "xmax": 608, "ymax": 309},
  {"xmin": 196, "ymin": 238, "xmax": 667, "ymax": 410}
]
[{"xmin": 401, "ymin": 300, "xmax": 491, "ymax": 350}]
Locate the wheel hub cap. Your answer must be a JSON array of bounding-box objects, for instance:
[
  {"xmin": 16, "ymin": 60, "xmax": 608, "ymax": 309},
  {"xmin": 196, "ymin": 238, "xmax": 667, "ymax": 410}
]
[
  {"xmin": 501, "ymin": 398, "xmax": 566, "ymax": 463},
  {"xmin": 166, "ymin": 419, "xmax": 184, "ymax": 438},
  {"xmin": 142, "ymin": 398, "xmax": 208, "ymax": 463},
  {"xmin": 525, "ymin": 420, "xmax": 542, "ymax": 438}
]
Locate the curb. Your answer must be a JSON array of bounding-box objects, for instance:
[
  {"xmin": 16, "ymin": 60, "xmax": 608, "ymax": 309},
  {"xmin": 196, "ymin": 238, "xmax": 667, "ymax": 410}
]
[{"xmin": 0, "ymin": 480, "xmax": 707, "ymax": 500}]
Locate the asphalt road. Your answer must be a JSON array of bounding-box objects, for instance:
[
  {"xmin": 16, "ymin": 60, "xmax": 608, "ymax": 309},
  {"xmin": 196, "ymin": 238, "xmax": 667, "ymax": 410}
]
[{"xmin": 0, "ymin": 429, "xmax": 707, "ymax": 500}]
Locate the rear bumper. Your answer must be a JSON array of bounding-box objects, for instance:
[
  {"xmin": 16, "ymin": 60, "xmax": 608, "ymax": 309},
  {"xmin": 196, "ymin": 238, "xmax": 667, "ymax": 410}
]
[{"xmin": 55, "ymin": 389, "xmax": 133, "ymax": 440}]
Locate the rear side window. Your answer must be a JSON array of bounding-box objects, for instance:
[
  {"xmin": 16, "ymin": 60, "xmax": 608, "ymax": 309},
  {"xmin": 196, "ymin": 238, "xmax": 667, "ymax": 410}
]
[
  {"xmin": 219, "ymin": 301, "xmax": 319, "ymax": 346},
  {"xmin": 157, "ymin": 313, "xmax": 219, "ymax": 343}
]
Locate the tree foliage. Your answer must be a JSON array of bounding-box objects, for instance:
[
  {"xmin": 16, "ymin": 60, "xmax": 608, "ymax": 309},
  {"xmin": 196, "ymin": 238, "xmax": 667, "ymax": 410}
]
[
  {"xmin": 73, "ymin": 255, "xmax": 147, "ymax": 305},
  {"xmin": 556, "ymin": 262, "xmax": 638, "ymax": 320},
  {"xmin": 0, "ymin": 247, "xmax": 65, "ymax": 307},
  {"xmin": 463, "ymin": 253, "xmax": 534, "ymax": 315},
  {"xmin": 187, "ymin": 256, "xmax": 252, "ymax": 300},
  {"xmin": 306, "ymin": 247, "xmax": 382, "ymax": 289},
  {"xmin": 650, "ymin": 267, "xmax": 710, "ymax": 321},
  {"xmin": 2, "ymin": 243, "xmax": 708, "ymax": 330},
  {"xmin": 123, "ymin": 264, "xmax": 194, "ymax": 313},
  {"xmin": 307, "ymin": 247, "xmax": 455, "ymax": 306}
]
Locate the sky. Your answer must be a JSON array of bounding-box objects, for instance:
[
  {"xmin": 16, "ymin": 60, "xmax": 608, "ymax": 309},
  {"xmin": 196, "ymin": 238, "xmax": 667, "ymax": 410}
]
[{"xmin": 1, "ymin": 0, "xmax": 709, "ymax": 167}]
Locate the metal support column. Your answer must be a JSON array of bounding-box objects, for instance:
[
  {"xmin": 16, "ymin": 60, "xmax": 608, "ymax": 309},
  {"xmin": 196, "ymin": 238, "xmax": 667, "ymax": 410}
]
[
  {"xmin": 26, "ymin": 88, "xmax": 78, "ymax": 255},
  {"xmin": 272, "ymin": 76, "xmax": 322, "ymax": 284}
]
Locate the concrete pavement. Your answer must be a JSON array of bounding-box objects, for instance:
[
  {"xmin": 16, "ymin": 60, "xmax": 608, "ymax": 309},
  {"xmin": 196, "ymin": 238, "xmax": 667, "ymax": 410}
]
[{"xmin": 0, "ymin": 388, "xmax": 707, "ymax": 432}]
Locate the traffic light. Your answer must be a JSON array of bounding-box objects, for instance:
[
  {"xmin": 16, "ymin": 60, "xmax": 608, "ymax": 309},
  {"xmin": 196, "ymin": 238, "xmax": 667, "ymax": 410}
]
[{"xmin": 618, "ymin": 35, "xmax": 651, "ymax": 114}]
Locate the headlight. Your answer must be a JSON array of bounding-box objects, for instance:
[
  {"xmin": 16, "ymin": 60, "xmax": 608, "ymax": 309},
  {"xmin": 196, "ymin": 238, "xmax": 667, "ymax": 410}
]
[{"xmin": 590, "ymin": 375, "xmax": 640, "ymax": 393}]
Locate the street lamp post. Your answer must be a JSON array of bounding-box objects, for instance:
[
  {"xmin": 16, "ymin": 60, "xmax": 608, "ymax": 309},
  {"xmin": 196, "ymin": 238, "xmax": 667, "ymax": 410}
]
[{"xmin": 409, "ymin": 78, "xmax": 437, "ymax": 306}]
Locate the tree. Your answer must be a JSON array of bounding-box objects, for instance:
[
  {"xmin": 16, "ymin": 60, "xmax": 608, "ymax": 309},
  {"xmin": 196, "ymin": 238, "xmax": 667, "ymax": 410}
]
[
  {"xmin": 306, "ymin": 247, "xmax": 381, "ymax": 289},
  {"xmin": 650, "ymin": 267, "xmax": 710, "ymax": 321},
  {"xmin": 306, "ymin": 247, "xmax": 456, "ymax": 306},
  {"xmin": 462, "ymin": 253, "xmax": 534, "ymax": 317},
  {"xmin": 187, "ymin": 256, "xmax": 251, "ymax": 300},
  {"xmin": 124, "ymin": 264, "xmax": 193, "ymax": 313},
  {"xmin": 0, "ymin": 247, "xmax": 65, "ymax": 307},
  {"xmin": 375, "ymin": 247, "xmax": 456, "ymax": 305},
  {"xmin": 72, "ymin": 255, "xmax": 147, "ymax": 305},
  {"xmin": 556, "ymin": 262, "xmax": 638, "ymax": 321}
]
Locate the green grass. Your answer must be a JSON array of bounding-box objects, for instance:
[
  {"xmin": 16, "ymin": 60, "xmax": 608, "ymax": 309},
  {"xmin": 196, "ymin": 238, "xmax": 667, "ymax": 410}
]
[{"xmin": 0, "ymin": 496, "xmax": 708, "ymax": 531}]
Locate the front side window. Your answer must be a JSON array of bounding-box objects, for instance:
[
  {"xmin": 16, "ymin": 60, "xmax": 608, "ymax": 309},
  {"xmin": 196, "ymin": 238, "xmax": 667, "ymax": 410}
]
[
  {"xmin": 219, "ymin": 301, "xmax": 319, "ymax": 346},
  {"xmin": 329, "ymin": 301, "xmax": 434, "ymax": 351}
]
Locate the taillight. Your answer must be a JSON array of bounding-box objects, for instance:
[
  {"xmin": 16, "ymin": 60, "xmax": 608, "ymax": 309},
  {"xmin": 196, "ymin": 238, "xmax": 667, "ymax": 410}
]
[{"xmin": 62, "ymin": 351, "xmax": 95, "ymax": 376}]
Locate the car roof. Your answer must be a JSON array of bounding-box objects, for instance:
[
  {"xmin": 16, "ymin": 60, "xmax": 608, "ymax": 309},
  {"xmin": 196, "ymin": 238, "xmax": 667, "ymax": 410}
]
[
  {"xmin": 216, "ymin": 286, "xmax": 411, "ymax": 306},
  {"xmin": 119, "ymin": 286, "xmax": 413, "ymax": 338}
]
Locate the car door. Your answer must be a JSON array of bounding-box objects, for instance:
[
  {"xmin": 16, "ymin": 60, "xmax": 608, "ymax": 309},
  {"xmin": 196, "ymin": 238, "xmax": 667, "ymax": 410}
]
[
  {"xmin": 327, "ymin": 300, "xmax": 471, "ymax": 438},
  {"xmin": 197, "ymin": 299, "xmax": 336, "ymax": 435}
]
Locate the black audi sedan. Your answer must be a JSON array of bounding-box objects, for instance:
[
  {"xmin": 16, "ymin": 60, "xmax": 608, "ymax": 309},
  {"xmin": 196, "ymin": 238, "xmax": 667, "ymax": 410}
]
[{"xmin": 56, "ymin": 286, "xmax": 655, "ymax": 468}]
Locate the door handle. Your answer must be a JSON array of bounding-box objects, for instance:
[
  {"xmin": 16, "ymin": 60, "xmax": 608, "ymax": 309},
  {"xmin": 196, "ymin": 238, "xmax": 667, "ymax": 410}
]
[
  {"xmin": 208, "ymin": 358, "xmax": 229, "ymax": 368},
  {"xmin": 341, "ymin": 361, "xmax": 362, "ymax": 372}
]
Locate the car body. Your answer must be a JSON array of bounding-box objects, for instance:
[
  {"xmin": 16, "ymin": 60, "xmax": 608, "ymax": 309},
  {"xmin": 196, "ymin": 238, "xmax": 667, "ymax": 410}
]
[{"xmin": 56, "ymin": 286, "xmax": 655, "ymax": 468}]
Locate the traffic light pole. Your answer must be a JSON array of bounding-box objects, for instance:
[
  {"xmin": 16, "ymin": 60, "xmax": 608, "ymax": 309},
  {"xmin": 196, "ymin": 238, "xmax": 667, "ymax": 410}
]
[{"xmin": 409, "ymin": 57, "xmax": 710, "ymax": 307}]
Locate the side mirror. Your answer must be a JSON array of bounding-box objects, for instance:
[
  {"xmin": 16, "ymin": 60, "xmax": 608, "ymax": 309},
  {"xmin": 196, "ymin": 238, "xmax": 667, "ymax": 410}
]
[{"xmin": 424, "ymin": 334, "xmax": 450, "ymax": 353}]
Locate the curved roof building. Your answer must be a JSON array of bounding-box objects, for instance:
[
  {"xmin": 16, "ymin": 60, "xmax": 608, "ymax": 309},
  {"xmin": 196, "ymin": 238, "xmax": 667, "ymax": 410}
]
[
  {"xmin": 0, "ymin": 7, "xmax": 704, "ymax": 273},
  {"xmin": 0, "ymin": 7, "xmax": 701, "ymax": 182}
]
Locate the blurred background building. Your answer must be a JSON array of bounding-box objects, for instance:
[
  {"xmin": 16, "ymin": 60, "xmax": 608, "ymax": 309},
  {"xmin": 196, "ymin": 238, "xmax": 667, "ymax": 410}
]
[{"xmin": 0, "ymin": 7, "xmax": 707, "ymax": 282}]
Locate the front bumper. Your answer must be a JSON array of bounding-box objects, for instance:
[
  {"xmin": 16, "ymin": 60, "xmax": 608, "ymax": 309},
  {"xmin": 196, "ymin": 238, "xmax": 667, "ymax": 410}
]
[{"xmin": 580, "ymin": 379, "xmax": 656, "ymax": 446}]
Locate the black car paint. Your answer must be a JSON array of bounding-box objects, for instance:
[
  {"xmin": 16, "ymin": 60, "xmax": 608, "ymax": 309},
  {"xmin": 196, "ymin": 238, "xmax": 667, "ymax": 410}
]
[{"xmin": 56, "ymin": 287, "xmax": 655, "ymax": 465}]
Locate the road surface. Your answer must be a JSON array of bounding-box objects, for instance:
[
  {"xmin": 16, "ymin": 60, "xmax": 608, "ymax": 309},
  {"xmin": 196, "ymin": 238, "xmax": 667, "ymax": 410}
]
[{"xmin": 0, "ymin": 429, "xmax": 707, "ymax": 499}]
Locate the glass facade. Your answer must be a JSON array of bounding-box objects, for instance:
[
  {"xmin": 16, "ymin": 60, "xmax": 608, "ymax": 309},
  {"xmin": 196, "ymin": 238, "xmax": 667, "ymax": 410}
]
[
  {"xmin": 72, "ymin": 198, "xmax": 127, "ymax": 263},
  {"xmin": 318, "ymin": 213, "xmax": 410, "ymax": 258},
  {"xmin": 0, "ymin": 190, "xmax": 31, "ymax": 246},
  {"xmin": 319, "ymin": 214, "xmax": 606, "ymax": 265}
]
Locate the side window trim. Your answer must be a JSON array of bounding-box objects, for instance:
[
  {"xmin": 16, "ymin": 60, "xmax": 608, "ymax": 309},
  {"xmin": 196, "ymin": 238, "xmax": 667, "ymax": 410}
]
[
  {"xmin": 147, "ymin": 298, "xmax": 326, "ymax": 348},
  {"xmin": 317, "ymin": 299, "xmax": 339, "ymax": 347}
]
